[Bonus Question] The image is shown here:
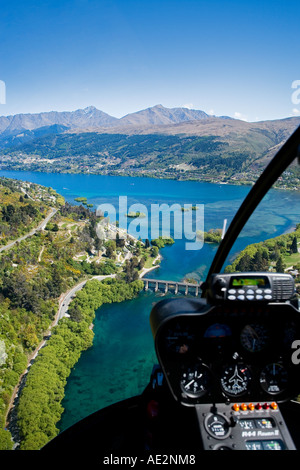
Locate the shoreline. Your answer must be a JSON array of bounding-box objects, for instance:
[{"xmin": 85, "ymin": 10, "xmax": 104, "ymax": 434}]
[
  {"xmin": 139, "ymin": 254, "xmax": 161, "ymax": 278},
  {"xmin": 1, "ymin": 167, "xmax": 298, "ymax": 192}
]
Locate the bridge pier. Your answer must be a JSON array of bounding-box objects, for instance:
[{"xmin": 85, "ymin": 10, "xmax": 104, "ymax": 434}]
[{"xmin": 142, "ymin": 278, "xmax": 201, "ymax": 297}]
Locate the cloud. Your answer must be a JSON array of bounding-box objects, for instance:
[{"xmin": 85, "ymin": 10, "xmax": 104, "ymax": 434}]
[
  {"xmin": 182, "ymin": 103, "xmax": 194, "ymax": 109},
  {"xmin": 291, "ymin": 108, "xmax": 300, "ymax": 115},
  {"xmin": 234, "ymin": 111, "xmax": 248, "ymax": 121}
]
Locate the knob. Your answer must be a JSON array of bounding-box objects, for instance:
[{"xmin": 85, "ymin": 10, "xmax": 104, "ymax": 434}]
[{"xmin": 214, "ymin": 277, "xmax": 226, "ymax": 296}]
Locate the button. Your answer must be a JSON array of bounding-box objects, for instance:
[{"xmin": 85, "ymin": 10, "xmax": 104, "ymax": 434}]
[
  {"xmin": 240, "ymin": 403, "xmax": 248, "ymax": 411},
  {"xmin": 265, "ymin": 289, "xmax": 272, "ymax": 294},
  {"xmin": 238, "ymin": 289, "xmax": 245, "ymax": 294},
  {"xmin": 232, "ymin": 403, "xmax": 240, "ymax": 412},
  {"xmin": 256, "ymin": 289, "xmax": 263, "ymax": 294},
  {"xmin": 256, "ymin": 403, "xmax": 262, "ymax": 410},
  {"xmin": 228, "ymin": 295, "xmax": 236, "ymax": 300},
  {"xmin": 238, "ymin": 295, "xmax": 245, "ymax": 300},
  {"xmin": 246, "ymin": 295, "xmax": 254, "ymax": 300},
  {"xmin": 248, "ymin": 403, "xmax": 255, "ymax": 411},
  {"xmin": 263, "ymin": 403, "xmax": 269, "ymax": 410},
  {"xmin": 246, "ymin": 289, "xmax": 254, "ymax": 294},
  {"xmin": 228, "ymin": 289, "xmax": 236, "ymax": 294},
  {"xmin": 256, "ymin": 295, "xmax": 263, "ymax": 300},
  {"xmin": 270, "ymin": 402, "xmax": 278, "ymax": 410},
  {"xmin": 264, "ymin": 295, "xmax": 272, "ymax": 300}
]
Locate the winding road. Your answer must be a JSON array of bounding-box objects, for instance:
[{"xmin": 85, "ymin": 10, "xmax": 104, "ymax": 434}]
[
  {"xmin": 57, "ymin": 274, "xmax": 116, "ymax": 323},
  {"xmin": 0, "ymin": 207, "xmax": 58, "ymax": 253}
]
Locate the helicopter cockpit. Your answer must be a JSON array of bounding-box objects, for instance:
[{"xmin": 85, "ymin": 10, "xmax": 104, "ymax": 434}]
[
  {"xmin": 150, "ymin": 271, "xmax": 299, "ymax": 451},
  {"xmin": 43, "ymin": 126, "xmax": 300, "ymax": 456}
]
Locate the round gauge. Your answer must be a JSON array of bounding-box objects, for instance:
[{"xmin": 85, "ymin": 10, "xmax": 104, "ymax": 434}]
[
  {"xmin": 205, "ymin": 413, "xmax": 231, "ymax": 440},
  {"xmin": 164, "ymin": 323, "xmax": 195, "ymax": 355},
  {"xmin": 220, "ymin": 364, "xmax": 251, "ymax": 397},
  {"xmin": 240, "ymin": 323, "xmax": 269, "ymax": 353},
  {"xmin": 180, "ymin": 363, "xmax": 211, "ymax": 398},
  {"xmin": 259, "ymin": 363, "xmax": 289, "ymax": 395}
]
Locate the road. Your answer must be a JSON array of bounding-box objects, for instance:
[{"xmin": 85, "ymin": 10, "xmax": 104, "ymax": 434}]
[
  {"xmin": 0, "ymin": 207, "xmax": 58, "ymax": 253},
  {"xmin": 57, "ymin": 273, "xmax": 116, "ymax": 323}
]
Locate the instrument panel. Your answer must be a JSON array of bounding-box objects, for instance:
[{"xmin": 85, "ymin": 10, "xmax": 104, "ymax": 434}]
[{"xmin": 151, "ymin": 298, "xmax": 300, "ymax": 407}]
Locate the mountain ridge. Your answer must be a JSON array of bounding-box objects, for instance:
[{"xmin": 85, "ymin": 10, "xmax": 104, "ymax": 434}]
[
  {"xmin": 1, "ymin": 104, "xmax": 299, "ymax": 142},
  {"xmin": 0, "ymin": 104, "xmax": 237, "ymax": 140},
  {"xmin": 0, "ymin": 105, "xmax": 299, "ymax": 188}
]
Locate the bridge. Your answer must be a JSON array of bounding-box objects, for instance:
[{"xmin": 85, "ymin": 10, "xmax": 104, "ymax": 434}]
[{"xmin": 142, "ymin": 278, "xmax": 202, "ymax": 296}]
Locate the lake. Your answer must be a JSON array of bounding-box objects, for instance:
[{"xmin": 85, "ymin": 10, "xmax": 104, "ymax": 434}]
[{"xmin": 1, "ymin": 170, "xmax": 299, "ymax": 431}]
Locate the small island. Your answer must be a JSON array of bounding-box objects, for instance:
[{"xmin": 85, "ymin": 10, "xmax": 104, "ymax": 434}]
[
  {"xmin": 181, "ymin": 205, "xmax": 199, "ymax": 212},
  {"xmin": 197, "ymin": 228, "xmax": 222, "ymax": 244},
  {"xmin": 74, "ymin": 196, "xmax": 88, "ymax": 204},
  {"xmin": 150, "ymin": 236, "xmax": 175, "ymax": 248},
  {"xmin": 126, "ymin": 211, "xmax": 146, "ymax": 218}
]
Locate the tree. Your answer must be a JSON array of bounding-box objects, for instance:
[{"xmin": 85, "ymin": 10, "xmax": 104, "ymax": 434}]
[
  {"xmin": 290, "ymin": 236, "xmax": 298, "ymax": 254},
  {"xmin": 248, "ymin": 248, "xmax": 269, "ymax": 272},
  {"xmin": 116, "ymin": 232, "xmax": 125, "ymax": 248},
  {"xmin": 276, "ymin": 256, "xmax": 285, "ymax": 273},
  {"xmin": 151, "ymin": 246, "xmax": 159, "ymax": 258},
  {"xmin": 105, "ymin": 240, "xmax": 116, "ymax": 259},
  {"xmin": 0, "ymin": 429, "xmax": 13, "ymax": 450},
  {"xmin": 236, "ymin": 253, "xmax": 252, "ymax": 272}
]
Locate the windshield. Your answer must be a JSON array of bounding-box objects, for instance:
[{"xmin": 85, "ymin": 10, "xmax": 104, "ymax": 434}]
[
  {"xmin": 1, "ymin": 0, "xmax": 300, "ymax": 453},
  {"xmin": 221, "ymin": 159, "xmax": 300, "ymax": 279}
]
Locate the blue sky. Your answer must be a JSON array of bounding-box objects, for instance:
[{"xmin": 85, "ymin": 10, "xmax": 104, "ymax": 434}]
[{"xmin": 0, "ymin": 0, "xmax": 299, "ymax": 121}]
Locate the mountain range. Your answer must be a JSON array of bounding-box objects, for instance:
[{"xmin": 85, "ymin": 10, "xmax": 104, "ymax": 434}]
[
  {"xmin": 0, "ymin": 104, "xmax": 299, "ymax": 187},
  {"xmin": 0, "ymin": 103, "xmax": 299, "ymax": 145},
  {"xmin": 0, "ymin": 104, "xmax": 215, "ymax": 145}
]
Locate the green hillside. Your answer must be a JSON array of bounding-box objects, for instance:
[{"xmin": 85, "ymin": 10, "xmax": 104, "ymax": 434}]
[{"xmin": 225, "ymin": 224, "xmax": 300, "ymax": 286}]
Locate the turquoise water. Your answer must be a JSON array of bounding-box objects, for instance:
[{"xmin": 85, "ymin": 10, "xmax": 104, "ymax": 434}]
[{"xmin": 1, "ymin": 170, "xmax": 299, "ymax": 431}]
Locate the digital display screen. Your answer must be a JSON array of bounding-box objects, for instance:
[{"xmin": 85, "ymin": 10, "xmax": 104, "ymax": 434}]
[
  {"xmin": 231, "ymin": 276, "xmax": 269, "ymax": 287},
  {"xmin": 255, "ymin": 418, "xmax": 274, "ymax": 429},
  {"xmin": 246, "ymin": 440, "xmax": 285, "ymax": 450}
]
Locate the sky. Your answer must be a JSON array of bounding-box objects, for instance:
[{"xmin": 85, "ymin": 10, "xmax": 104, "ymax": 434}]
[{"xmin": 0, "ymin": 0, "xmax": 299, "ymax": 122}]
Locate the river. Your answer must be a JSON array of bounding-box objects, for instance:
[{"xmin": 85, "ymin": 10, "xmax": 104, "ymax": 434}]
[{"xmin": 1, "ymin": 170, "xmax": 299, "ymax": 431}]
